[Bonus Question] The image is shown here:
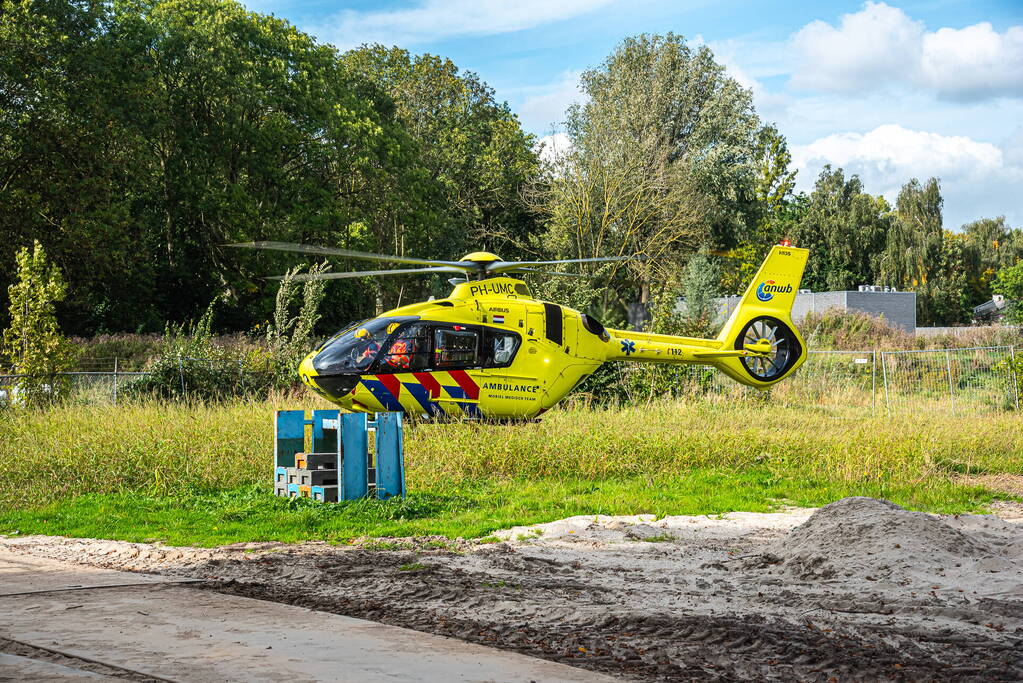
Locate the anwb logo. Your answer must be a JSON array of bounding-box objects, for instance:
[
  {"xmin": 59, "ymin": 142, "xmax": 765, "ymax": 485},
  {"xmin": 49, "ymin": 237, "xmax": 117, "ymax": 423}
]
[{"xmin": 756, "ymin": 280, "xmax": 792, "ymax": 302}]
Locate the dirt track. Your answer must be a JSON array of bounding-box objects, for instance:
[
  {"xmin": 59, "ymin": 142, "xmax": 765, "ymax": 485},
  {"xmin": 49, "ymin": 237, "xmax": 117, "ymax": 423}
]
[{"xmin": 3, "ymin": 497, "xmax": 1022, "ymax": 681}]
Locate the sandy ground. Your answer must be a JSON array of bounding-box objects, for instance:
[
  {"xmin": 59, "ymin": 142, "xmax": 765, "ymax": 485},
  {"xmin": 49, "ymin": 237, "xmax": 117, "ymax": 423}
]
[
  {"xmin": 3, "ymin": 497, "xmax": 1023, "ymax": 681},
  {"xmin": 0, "ymin": 553, "xmax": 607, "ymax": 683}
]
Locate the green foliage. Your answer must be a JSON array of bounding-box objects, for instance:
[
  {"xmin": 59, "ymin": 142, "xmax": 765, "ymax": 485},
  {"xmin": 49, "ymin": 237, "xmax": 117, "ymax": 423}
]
[
  {"xmin": 121, "ymin": 298, "xmax": 276, "ymax": 401},
  {"xmin": 0, "ymin": 0, "xmax": 538, "ymax": 334},
  {"xmin": 0, "ymin": 2, "xmax": 1016, "ymax": 338},
  {"xmin": 802, "ymin": 310, "xmax": 915, "ymax": 351},
  {"xmin": 792, "ymin": 166, "xmax": 890, "ymax": 292},
  {"xmin": 343, "ymin": 45, "xmax": 539, "ymax": 263},
  {"xmin": 1, "ymin": 241, "xmax": 75, "ymax": 405},
  {"xmin": 960, "ymin": 217, "xmax": 1023, "ymax": 306},
  {"xmin": 754, "ymin": 124, "xmax": 797, "ymax": 217},
  {"xmin": 527, "ymin": 32, "xmax": 756, "ymax": 320},
  {"xmin": 70, "ymin": 334, "xmax": 167, "ymax": 370},
  {"xmin": 678, "ymin": 254, "xmax": 721, "ymax": 337},
  {"xmin": 563, "ymin": 33, "xmax": 761, "ymax": 250},
  {"xmin": 1001, "ymin": 350, "xmax": 1023, "ymax": 400},
  {"xmin": 266, "ymin": 262, "xmax": 330, "ymax": 356},
  {"xmin": 993, "ymin": 262, "xmax": 1023, "ymax": 323},
  {"xmin": 122, "ymin": 259, "xmax": 332, "ymax": 401},
  {"xmin": 800, "ymin": 308, "xmax": 1020, "ymax": 350},
  {"xmin": 879, "ymin": 178, "xmax": 965, "ymax": 325}
]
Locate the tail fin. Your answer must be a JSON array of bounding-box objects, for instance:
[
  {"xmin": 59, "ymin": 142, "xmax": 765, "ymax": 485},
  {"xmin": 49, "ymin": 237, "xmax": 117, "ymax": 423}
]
[{"xmin": 711, "ymin": 245, "xmax": 810, "ymax": 388}]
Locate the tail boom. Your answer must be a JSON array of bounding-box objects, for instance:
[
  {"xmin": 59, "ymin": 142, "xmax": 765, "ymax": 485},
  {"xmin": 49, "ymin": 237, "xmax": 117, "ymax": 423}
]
[{"xmin": 605, "ymin": 245, "xmax": 810, "ymax": 388}]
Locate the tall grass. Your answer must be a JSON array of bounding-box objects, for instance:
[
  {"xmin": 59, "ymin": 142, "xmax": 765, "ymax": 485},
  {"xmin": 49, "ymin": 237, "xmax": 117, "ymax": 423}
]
[{"xmin": 2, "ymin": 398, "xmax": 1020, "ymax": 512}]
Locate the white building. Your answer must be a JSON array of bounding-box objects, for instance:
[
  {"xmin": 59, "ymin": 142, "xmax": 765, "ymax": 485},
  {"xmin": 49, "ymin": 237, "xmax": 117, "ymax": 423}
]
[{"xmin": 713, "ymin": 286, "xmax": 918, "ymax": 333}]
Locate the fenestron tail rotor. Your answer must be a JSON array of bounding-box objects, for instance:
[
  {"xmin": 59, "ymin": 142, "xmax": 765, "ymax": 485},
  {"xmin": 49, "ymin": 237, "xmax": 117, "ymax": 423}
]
[
  {"xmin": 736, "ymin": 316, "xmax": 800, "ymax": 381},
  {"xmin": 227, "ymin": 241, "xmax": 644, "ymax": 281}
]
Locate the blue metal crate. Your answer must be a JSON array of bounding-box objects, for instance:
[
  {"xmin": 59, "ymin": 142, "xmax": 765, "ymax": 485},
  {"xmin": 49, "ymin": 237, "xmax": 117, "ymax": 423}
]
[{"xmin": 274, "ymin": 410, "xmax": 404, "ymax": 502}]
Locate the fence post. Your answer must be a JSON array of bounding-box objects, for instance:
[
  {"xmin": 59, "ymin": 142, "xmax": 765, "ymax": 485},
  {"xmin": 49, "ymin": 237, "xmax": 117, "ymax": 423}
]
[
  {"xmin": 1011, "ymin": 346, "xmax": 1020, "ymax": 411},
  {"xmin": 871, "ymin": 350, "xmax": 877, "ymax": 417},
  {"xmin": 177, "ymin": 354, "xmax": 185, "ymax": 395},
  {"xmin": 113, "ymin": 357, "xmax": 118, "ymax": 406},
  {"xmin": 880, "ymin": 351, "xmax": 891, "ymax": 418},
  {"xmin": 944, "ymin": 349, "xmax": 956, "ymax": 417}
]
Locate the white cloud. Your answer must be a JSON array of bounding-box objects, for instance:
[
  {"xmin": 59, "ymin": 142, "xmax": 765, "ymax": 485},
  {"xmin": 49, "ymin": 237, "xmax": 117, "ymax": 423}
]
[
  {"xmin": 792, "ymin": 124, "xmax": 1023, "ymax": 228},
  {"xmin": 790, "ymin": 2, "xmax": 1023, "ymax": 101},
  {"xmin": 516, "ymin": 70, "xmax": 584, "ymax": 135},
  {"xmin": 791, "ymin": 2, "xmax": 924, "ymax": 93},
  {"xmin": 311, "ymin": 0, "xmax": 613, "ymax": 50},
  {"xmin": 535, "ymin": 132, "xmax": 572, "ymax": 164},
  {"xmin": 921, "ymin": 24, "xmax": 1023, "ymax": 101}
]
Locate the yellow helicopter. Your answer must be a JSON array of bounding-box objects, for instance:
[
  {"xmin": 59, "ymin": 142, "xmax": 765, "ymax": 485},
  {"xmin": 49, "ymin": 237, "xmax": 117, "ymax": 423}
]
[{"xmin": 232, "ymin": 242, "xmax": 809, "ymax": 419}]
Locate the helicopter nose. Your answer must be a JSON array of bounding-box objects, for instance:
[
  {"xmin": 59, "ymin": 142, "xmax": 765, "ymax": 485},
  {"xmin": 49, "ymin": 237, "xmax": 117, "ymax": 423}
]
[
  {"xmin": 300, "ymin": 350, "xmax": 360, "ymax": 399},
  {"xmin": 299, "ymin": 353, "xmax": 318, "ymax": 387}
]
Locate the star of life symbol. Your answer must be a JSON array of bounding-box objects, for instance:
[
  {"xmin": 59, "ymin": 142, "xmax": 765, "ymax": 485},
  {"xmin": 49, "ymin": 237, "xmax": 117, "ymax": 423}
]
[{"xmin": 620, "ymin": 339, "xmax": 636, "ymax": 356}]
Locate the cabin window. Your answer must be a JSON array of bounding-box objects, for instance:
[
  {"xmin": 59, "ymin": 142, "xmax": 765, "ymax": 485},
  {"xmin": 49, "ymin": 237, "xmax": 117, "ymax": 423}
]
[
  {"xmin": 433, "ymin": 326, "xmax": 480, "ymax": 368},
  {"xmin": 483, "ymin": 329, "xmax": 520, "ymax": 368},
  {"xmin": 369, "ymin": 323, "xmax": 519, "ymax": 372}
]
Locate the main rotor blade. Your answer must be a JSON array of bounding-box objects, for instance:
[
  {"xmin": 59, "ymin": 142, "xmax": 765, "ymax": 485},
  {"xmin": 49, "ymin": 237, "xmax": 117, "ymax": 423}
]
[
  {"xmin": 486, "ymin": 255, "xmax": 645, "ymax": 273},
  {"xmin": 506, "ymin": 268, "xmax": 599, "ymax": 278},
  {"xmin": 228, "ymin": 241, "xmax": 472, "ymax": 269},
  {"xmin": 265, "ymin": 266, "xmax": 465, "ymax": 281}
]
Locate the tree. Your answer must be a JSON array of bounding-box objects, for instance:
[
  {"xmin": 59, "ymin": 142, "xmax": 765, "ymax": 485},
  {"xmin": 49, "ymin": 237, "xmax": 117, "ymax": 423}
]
[
  {"xmin": 0, "ymin": 0, "xmax": 443, "ymax": 333},
  {"xmin": 960, "ymin": 217, "xmax": 1023, "ymax": 307},
  {"xmin": 340, "ymin": 45, "xmax": 540, "ymax": 310},
  {"xmin": 526, "ymin": 129, "xmax": 708, "ymax": 318},
  {"xmin": 993, "ymin": 262, "xmax": 1023, "ymax": 323},
  {"xmin": 0, "ymin": 0, "xmax": 140, "ymax": 332},
  {"xmin": 678, "ymin": 254, "xmax": 721, "ymax": 337},
  {"xmin": 753, "ymin": 124, "xmax": 797, "ymax": 219},
  {"xmin": 572, "ymin": 34, "xmax": 759, "ymax": 249},
  {"xmin": 880, "ymin": 178, "xmax": 970, "ymax": 324},
  {"xmin": 719, "ymin": 123, "xmax": 800, "ymax": 295},
  {"xmin": 343, "ymin": 46, "xmax": 539, "ymax": 260},
  {"xmin": 1, "ymin": 241, "xmax": 74, "ymax": 404},
  {"xmin": 791, "ymin": 166, "xmax": 889, "ymax": 292},
  {"xmin": 527, "ymin": 33, "xmax": 757, "ymax": 321}
]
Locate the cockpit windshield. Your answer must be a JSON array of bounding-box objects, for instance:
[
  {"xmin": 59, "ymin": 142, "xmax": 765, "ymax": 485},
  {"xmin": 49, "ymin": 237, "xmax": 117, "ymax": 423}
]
[{"xmin": 312, "ymin": 317, "xmax": 418, "ymax": 374}]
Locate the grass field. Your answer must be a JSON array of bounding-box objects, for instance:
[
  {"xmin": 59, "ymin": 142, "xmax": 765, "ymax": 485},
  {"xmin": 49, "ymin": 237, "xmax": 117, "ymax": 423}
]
[{"xmin": 1, "ymin": 397, "xmax": 1021, "ymax": 546}]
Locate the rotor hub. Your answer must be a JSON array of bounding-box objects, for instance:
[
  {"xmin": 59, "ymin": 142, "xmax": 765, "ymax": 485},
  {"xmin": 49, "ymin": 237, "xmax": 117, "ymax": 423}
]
[{"xmin": 459, "ymin": 251, "xmax": 502, "ymax": 263}]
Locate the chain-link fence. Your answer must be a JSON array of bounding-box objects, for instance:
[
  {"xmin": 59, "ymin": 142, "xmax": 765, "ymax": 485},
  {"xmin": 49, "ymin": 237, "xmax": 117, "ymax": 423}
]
[
  {"xmin": 616, "ymin": 345, "xmax": 1020, "ymax": 417},
  {"xmin": 877, "ymin": 346, "xmax": 1019, "ymax": 416},
  {"xmin": 0, "ymin": 356, "xmax": 274, "ymax": 405},
  {"xmin": 1, "ymin": 347, "xmax": 1019, "ymax": 415}
]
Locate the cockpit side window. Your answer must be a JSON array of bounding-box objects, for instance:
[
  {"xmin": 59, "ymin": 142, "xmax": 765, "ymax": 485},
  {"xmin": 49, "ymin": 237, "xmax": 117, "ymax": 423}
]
[
  {"xmin": 377, "ymin": 323, "xmax": 431, "ymax": 372},
  {"xmin": 312, "ymin": 317, "xmax": 417, "ymax": 374}
]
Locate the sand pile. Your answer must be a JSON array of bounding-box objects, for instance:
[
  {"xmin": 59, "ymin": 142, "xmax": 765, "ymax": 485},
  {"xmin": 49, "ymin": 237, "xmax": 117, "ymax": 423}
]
[{"xmin": 763, "ymin": 496, "xmax": 1019, "ymax": 582}]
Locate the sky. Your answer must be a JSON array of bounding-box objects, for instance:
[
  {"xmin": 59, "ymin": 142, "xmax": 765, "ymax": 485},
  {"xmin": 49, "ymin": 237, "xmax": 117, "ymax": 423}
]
[{"xmin": 244, "ymin": 0, "xmax": 1023, "ymax": 230}]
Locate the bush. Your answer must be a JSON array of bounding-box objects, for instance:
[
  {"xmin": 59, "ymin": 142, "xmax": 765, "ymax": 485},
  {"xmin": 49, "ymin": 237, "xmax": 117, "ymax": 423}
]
[
  {"xmin": 121, "ymin": 265, "xmax": 328, "ymax": 402},
  {"xmin": 802, "ymin": 309, "xmax": 915, "ymax": 350},
  {"xmin": 121, "ymin": 299, "xmax": 282, "ymax": 401},
  {"xmin": 802, "ymin": 309, "xmax": 1022, "ymax": 350},
  {"xmin": 1, "ymin": 241, "xmax": 76, "ymax": 406}
]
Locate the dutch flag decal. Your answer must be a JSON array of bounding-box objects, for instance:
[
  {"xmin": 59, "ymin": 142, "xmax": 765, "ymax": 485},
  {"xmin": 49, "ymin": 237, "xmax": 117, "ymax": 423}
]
[{"xmin": 493, "ymin": 314, "xmax": 505, "ymax": 324}]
